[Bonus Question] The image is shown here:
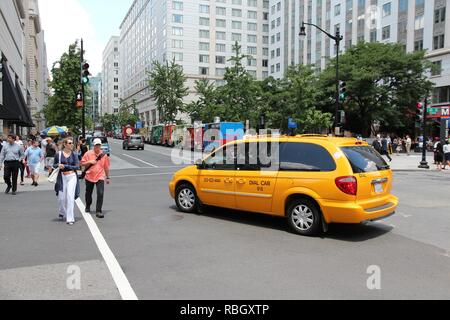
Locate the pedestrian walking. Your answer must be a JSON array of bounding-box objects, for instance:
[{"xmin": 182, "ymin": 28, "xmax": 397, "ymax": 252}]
[
  {"xmin": 53, "ymin": 138, "xmax": 80, "ymax": 226},
  {"xmin": 24, "ymin": 139, "xmax": 33, "ymax": 179},
  {"xmin": 80, "ymin": 138, "xmax": 111, "ymax": 219},
  {"xmin": 443, "ymin": 140, "xmax": 450, "ymax": 170},
  {"xmin": 434, "ymin": 139, "xmax": 444, "ymax": 171},
  {"xmin": 405, "ymin": 135, "xmax": 412, "ymax": 156},
  {"xmin": 0, "ymin": 134, "xmax": 25, "ymax": 195},
  {"xmin": 24, "ymin": 140, "xmax": 44, "ymax": 186},
  {"xmin": 381, "ymin": 135, "xmax": 392, "ymax": 162},
  {"xmin": 15, "ymin": 135, "xmax": 26, "ymax": 185},
  {"xmin": 372, "ymin": 135, "xmax": 383, "ymax": 154},
  {"xmin": 45, "ymin": 138, "xmax": 57, "ymax": 175},
  {"xmin": 77, "ymin": 138, "xmax": 88, "ymax": 161}
]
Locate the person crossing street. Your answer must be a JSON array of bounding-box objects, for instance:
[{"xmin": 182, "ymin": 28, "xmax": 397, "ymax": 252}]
[
  {"xmin": 0, "ymin": 134, "xmax": 25, "ymax": 195},
  {"xmin": 80, "ymin": 138, "xmax": 111, "ymax": 219}
]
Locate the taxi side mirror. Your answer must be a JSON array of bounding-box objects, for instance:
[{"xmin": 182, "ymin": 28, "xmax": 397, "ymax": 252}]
[{"xmin": 195, "ymin": 159, "xmax": 205, "ymax": 170}]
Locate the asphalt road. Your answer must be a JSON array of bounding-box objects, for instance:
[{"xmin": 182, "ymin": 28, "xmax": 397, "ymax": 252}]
[{"xmin": 0, "ymin": 138, "xmax": 449, "ymax": 300}]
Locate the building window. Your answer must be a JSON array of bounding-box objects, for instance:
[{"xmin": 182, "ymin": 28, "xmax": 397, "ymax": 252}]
[
  {"xmin": 216, "ymin": 19, "xmax": 226, "ymax": 28},
  {"xmin": 216, "ymin": 31, "xmax": 226, "ymax": 40},
  {"xmin": 263, "ymin": 24, "xmax": 269, "ymax": 32},
  {"xmin": 232, "ymin": 9, "xmax": 242, "ymax": 17},
  {"xmin": 434, "ymin": 7, "xmax": 446, "ymax": 24},
  {"xmin": 431, "ymin": 61, "xmax": 442, "ymax": 76},
  {"xmin": 216, "ymin": 7, "xmax": 226, "ymax": 15},
  {"xmin": 248, "ymin": 0, "xmax": 257, "ymax": 7},
  {"xmin": 399, "ymin": 0, "xmax": 408, "ymax": 12},
  {"xmin": 216, "ymin": 56, "xmax": 226, "ymax": 64},
  {"xmin": 232, "ymin": 33, "xmax": 242, "ymax": 42},
  {"xmin": 433, "ymin": 34, "xmax": 445, "ymax": 50},
  {"xmin": 276, "ymin": 63, "xmax": 281, "ymax": 72},
  {"xmin": 199, "ymin": 55, "xmax": 209, "ymax": 63},
  {"xmin": 358, "ymin": 0, "xmax": 365, "ymax": 9},
  {"xmin": 114, "ymin": 85, "xmax": 119, "ymax": 90},
  {"xmin": 415, "ymin": 0, "xmax": 424, "ymax": 7},
  {"xmin": 172, "ymin": 39, "xmax": 183, "ymax": 48},
  {"xmin": 232, "ymin": 0, "xmax": 242, "ymax": 4},
  {"xmin": 247, "ymin": 58, "xmax": 257, "ymax": 67},
  {"xmin": 414, "ymin": 39, "xmax": 423, "ymax": 51},
  {"xmin": 346, "ymin": 0, "xmax": 353, "ymax": 11},
  {"xmin": 199, "ymin": 17, "xmax": 210, "ymax": 26},
  {"xmin": 277, "ymin": 17, "xmax": 281, "ymax": 27},
  {"xmin": 172, "ymin": 27, "xmax": 183, "ymax": 36},
  {"xmin": 382, "ymin": 25, "xmax": 390, "ymax": 40},
  {"xmin": 172, "ymin": 52, "xmax": 183, "ymax": 61},
  {"xmin": 335, "ymin": 4, "xmax": 341, "ymax": 16},
  {"xmin": 277, "ymin": 2, "xmax": 281, "ymax": 11},
  {"xmin": 199, "ymin": 30, "xmax": 210, "ymax": 38},
  {"xmin": 276, "ymin": 48, "xmax": 281, "ymax": 57},
  {"xmin": 216, "ymin": 68, "xmax": 226, "ymax": 76},
  {"xmin": 276, "ymin": 32, "xmax": 281, "ymax": 42},
  {"xmin": 263, "ymin": 48, "xmax": 269, "ymax": 56},
  {"xmin": 247, "ymin": 46, "xmax": 257, "ymax": 55},
  {"xmin": 248, "ymin": 23, "xmax": 257, "ymax": 31},
  {"xmin": 383, "ymin": 2, "xmax": 391, "ymax": 18},
  {"xmin": 114, "ymin": 78, "xmax": 118, "ymax": 82},
  {"xmin": 263, "ymin": 36, "xmax": 269, "ymax": 44},
  {"xmin": 199, "ymin": 67, "xmax": 209, "ymax": 76},
  {"xmin": 415, "ymin": 15, "xmax": 424, "ymax": 30},
  {"xmin": 370, "ymin": 30, "xmax": 377, "ymax": 42},
  {"xmin": 247, "ymin": 35, "xmax": 257, "ymax": 43},
  {"xmin": 262, "ymin": 59, "xmax": 269, "ymax": 67},
  {"xmin": 199, "ymin": 42, "xmax": 210, "ymax": 51},
  {"xmin": 271, "ymin": 35, "xmax": 276, "ymax": 44},
  {"xmin": 232, "ymin": 21, "xmax": 242, "ymax": 29},
  {"xmin": 173, "ymin": 1, "xmax": 183, "ymax": 10},
  {"xmin": 263, "ymin": 12, "xmax": 269, "ymax": 20},
  {"xmin": 199, "ymin": 4, "xmax": 209, "ymax": 13},
  {"xmin": 271, "ymin": 50, "xmax": 275, "ymax": 58},
  {"xmin": 433, "ymin": 86, "xmax": 450, "ymax": 104},
  {"xmin": 216, "ymin": 43, "xmax": 226, "ymax": 52},
  {"xmin": 173, "ymin": 14, "xmax": 183, "ymax": 23}
]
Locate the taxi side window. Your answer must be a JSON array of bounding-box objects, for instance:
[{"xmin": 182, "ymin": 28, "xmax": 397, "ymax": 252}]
[
  {"xmin": 236, "ymin": 142, "xmax": 278, "ymax": 171},
  {"xmin": 279, "ymin": 142, "xmax": 336, "ymax": 172},
  {"xmin": 204, "ymin": 145, "xmax": 236, "ymax": 170}
]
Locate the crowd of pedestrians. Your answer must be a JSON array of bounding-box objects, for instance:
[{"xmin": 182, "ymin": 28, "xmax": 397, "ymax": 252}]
[{"xmin": 1, "ymin": 133, "xmax": 110, "ymax": 226}]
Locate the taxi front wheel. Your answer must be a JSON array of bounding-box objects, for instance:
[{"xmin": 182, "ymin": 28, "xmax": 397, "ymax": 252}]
[
  {"xmin": 175, "ymin": 184, "xmax": 198, "ymax": 214},
  {"xmin": 287, "ymin": 199, "xmax": 322, "ymax": 237}
]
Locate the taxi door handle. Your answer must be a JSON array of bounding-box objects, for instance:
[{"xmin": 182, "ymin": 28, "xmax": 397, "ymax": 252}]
[{"xmin": 237, "ymin": 179, "xmax": 247, "ymax": 184}]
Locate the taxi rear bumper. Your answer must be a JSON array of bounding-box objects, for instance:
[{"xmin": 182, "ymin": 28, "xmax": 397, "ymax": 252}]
[{"xmin": 319, "ymin": 195, "xmax": 398, "ymax": 224}]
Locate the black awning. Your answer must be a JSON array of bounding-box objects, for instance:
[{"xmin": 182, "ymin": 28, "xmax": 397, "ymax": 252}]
[
  {"xmin": 15, "ymin": 84, "xmax": 34, "ymax": 127},
  {"xmin": 0, "ymin": 60, "xmax": 23, "ymax": 122}
]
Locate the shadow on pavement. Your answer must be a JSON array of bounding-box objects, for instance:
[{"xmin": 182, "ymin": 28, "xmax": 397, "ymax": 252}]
[{"xmin": 169, "ymin": 205, "xmax": 393, "ymax": 242}]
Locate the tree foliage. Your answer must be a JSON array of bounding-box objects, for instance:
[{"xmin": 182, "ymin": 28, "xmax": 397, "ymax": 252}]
[
  {"xmin": 148, "ymin": 60, "xmax": 188, "ymax": 124},
  {"xmin": 319, "ymin": 42, "xmax": 433, "ymax": 136},
  {"xmin": 43, "ymin": 42, "xmax": 83, "ymax": 134}
]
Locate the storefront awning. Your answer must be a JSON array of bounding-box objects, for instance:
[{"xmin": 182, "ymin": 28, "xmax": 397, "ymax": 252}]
[{"xmin": 0, "ymin": 60, "xmax": 34, "ymax": 127}]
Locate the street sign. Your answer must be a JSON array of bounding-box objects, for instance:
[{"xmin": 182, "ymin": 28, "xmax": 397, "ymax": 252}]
[
  {"xmin": 427, "ymin": 105, "xmax": 450, "ymax": 119},
  {"xmin": 288, "ymin": 118, "xmax": 298, "ymax": 129},
  {"xmin": 136, "ymin": 121, "xmax": 143, "ymax": 129}
]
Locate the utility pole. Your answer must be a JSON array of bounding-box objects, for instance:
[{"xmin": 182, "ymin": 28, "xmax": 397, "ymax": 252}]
[
  {"xmin": 80, "ymin": 38, "xmax": 86, "ymax": 138},
  {"xmin": 419, "ymin": 93, "xmax": 430, "ymax": 169}
]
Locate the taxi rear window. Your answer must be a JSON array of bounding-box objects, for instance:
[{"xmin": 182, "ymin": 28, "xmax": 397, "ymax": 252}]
[
  {"xmin": 341, "ymin": 146, "xmax": 390, "ymax": 173},
  {"xmin": 280, "ymin": 142, "xmax": 336, "ymax": 172}
]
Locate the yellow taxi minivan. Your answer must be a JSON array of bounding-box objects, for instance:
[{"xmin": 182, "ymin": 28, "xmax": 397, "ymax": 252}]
[{"xmin": 169, "ymin": 135, "xmax": 398, "ymax": 236}]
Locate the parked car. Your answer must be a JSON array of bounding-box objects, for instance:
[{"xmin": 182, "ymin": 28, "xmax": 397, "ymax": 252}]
[{"xmin": 123, "ymin": 135, "xmax": 145, "ymax": 150}]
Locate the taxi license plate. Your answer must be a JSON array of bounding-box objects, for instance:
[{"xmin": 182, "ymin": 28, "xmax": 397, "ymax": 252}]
[{"xmin": 374, "ymin": 183, "xmax": 383, "ymax": 194}]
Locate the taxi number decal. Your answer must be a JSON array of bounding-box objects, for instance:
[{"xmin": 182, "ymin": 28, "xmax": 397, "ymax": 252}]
[{"xmin": 204, "ymin": 178, "xmax": 222, "ymax": 183}]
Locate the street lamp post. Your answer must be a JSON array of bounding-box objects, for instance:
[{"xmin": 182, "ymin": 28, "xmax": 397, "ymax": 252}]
[
  {"xmin": 299, "ymin": 22, "xmax": 343, "ymax": 135},
  {"xmin": 419, "ymin": 92, "xmax": 430, "ymax": 169}
]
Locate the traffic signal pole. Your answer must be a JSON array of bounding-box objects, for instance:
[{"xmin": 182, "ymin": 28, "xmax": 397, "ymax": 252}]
[
  {"xmin": 419, "ymin": 93, "xmax": 430, "ymax": 169},
  {"xmin": 81, "ymin": 38, "xmax": 86, "ymax": 138}
]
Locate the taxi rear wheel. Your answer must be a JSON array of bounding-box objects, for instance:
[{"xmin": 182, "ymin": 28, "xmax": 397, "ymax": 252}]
[
  {"xmin": 287, "ymin": 199, "xmax": 321, "ymax": 237},
  {"xmin": 175, "ymin": 184, "xmax": 198, "ymax": 214}
]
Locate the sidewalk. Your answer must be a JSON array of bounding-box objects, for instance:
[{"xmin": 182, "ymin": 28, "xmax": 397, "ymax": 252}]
[{"xmin": 387, "ymin": 152, "xmax": 450, "ymax": 172}]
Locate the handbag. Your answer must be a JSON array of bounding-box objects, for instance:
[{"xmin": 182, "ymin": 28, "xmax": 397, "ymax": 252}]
[{"xmin": 48, "ymin": 152, "xmax": 61, "ymax": 184}]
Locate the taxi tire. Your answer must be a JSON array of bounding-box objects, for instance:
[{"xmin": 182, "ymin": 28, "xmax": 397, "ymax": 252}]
[
  {"xmin": 175, "ymin": 183, "xmax": 198, "ymax": 214},
  {"xmin": 286, "ymin": 199, "xmax": 322, "ymax": 237}
]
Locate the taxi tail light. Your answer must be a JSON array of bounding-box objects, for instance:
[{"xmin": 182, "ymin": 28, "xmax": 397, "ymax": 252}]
[{"xmin": 335, "ymin": 176, "xmax": 358, "ymax": 196}]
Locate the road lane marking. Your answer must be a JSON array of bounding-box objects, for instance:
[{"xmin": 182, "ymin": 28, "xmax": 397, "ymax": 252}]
[
  {"xmin": 122, "ymin": 154, "xmax": 159, "ymax": 168},
  {"xmin": 111, "ymin": 172, "xmax": 174, "ymax": 179},
  {"xmin": 75, "ymin": 198, "xmax": 138, "ymax": 300}
]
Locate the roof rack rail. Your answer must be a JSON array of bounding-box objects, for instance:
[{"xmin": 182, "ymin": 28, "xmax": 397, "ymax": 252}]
[{"xmin": 296, "ymin": 134, "xmax": 329, "ymax": 138}]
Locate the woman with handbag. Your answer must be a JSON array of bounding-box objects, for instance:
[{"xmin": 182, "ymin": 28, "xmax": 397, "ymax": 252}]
[{"xmin": 53, "ymin": 138, "xmax": 80, "ymax": 226}]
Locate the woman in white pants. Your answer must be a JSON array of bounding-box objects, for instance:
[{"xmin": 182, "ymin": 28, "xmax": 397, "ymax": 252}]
[{"xmin": 53, "ymin": 138, "xmax": 80, "ymax": 226}]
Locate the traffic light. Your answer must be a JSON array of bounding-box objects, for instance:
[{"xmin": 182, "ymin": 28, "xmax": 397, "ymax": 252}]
[
  {"xmin": 416, "ymin": 102, "xmax": 424, "ymax": 123},
  {"xmin": 339, "ymin": 81, "xmax": 347, "ymax": 101},
  {"xmin": 81, "ymin": 63, "xmax": 90, "ymax": 85},
  {"xmin": 76, "ymin": 91, "xmax": 83, "ymax": 109}
]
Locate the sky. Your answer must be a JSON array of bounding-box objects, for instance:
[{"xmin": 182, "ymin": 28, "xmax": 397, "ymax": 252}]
[{"xmin": 39, "ymin": 0, "xmax": 134, "ymax": 76}]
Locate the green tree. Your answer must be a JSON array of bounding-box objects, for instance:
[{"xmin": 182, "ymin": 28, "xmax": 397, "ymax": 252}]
[
  {"xmin": 148, "ymin": 60, "xmax": 188, "ymax": 124},
  {"xmin": 43, "ymin": 42, "xmax": 83, "ymax": 134},
  {"xmin": 186, "ymin": 79, "xmax": 224, "ymax": 123},
  {"xmin": 217, "ymin": 42, "xmax": 262, "ymax": 127},
  {"xmin": 117, "ymin": 99, "xmax": 139, "ymax": 127},
  {"xmin": 259, "ymin": 65, "xmax": 332, "ymax": 133},
  {"xmin": 319, "ymin": 42, "xmax": 433, "ymax": 136},
  {"xmin": 100, "ymin": 113, "xmax": 118, "ymax": 133}
]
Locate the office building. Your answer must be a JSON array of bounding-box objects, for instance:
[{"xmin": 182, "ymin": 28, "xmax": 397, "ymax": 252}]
[{"xmin": 101, "ymin": 36, "xmax": 120, "ymax": 116}]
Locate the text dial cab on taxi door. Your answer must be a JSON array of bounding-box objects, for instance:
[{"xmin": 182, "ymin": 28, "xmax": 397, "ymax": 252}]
[{"xmin": 169, "ymin": 136, "xmax": 398, "ymax": 237}]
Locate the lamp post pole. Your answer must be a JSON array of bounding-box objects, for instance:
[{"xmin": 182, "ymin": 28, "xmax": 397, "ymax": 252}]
[
  {"xmin": 419, "ymin": 92, "xmax": 430, "ymax": 169},
  {"xmin": 80, "ymin": 38, "xmax": 86, "ymax": 138},
  {"xmin": 300, "ymin": 22, "xmax": 343, "ymax": 135}
]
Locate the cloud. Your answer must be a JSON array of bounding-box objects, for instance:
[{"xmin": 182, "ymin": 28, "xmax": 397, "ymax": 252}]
[{"xmin": 39, "ymin": 0, "xmax": 103, "ymax": 75}]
